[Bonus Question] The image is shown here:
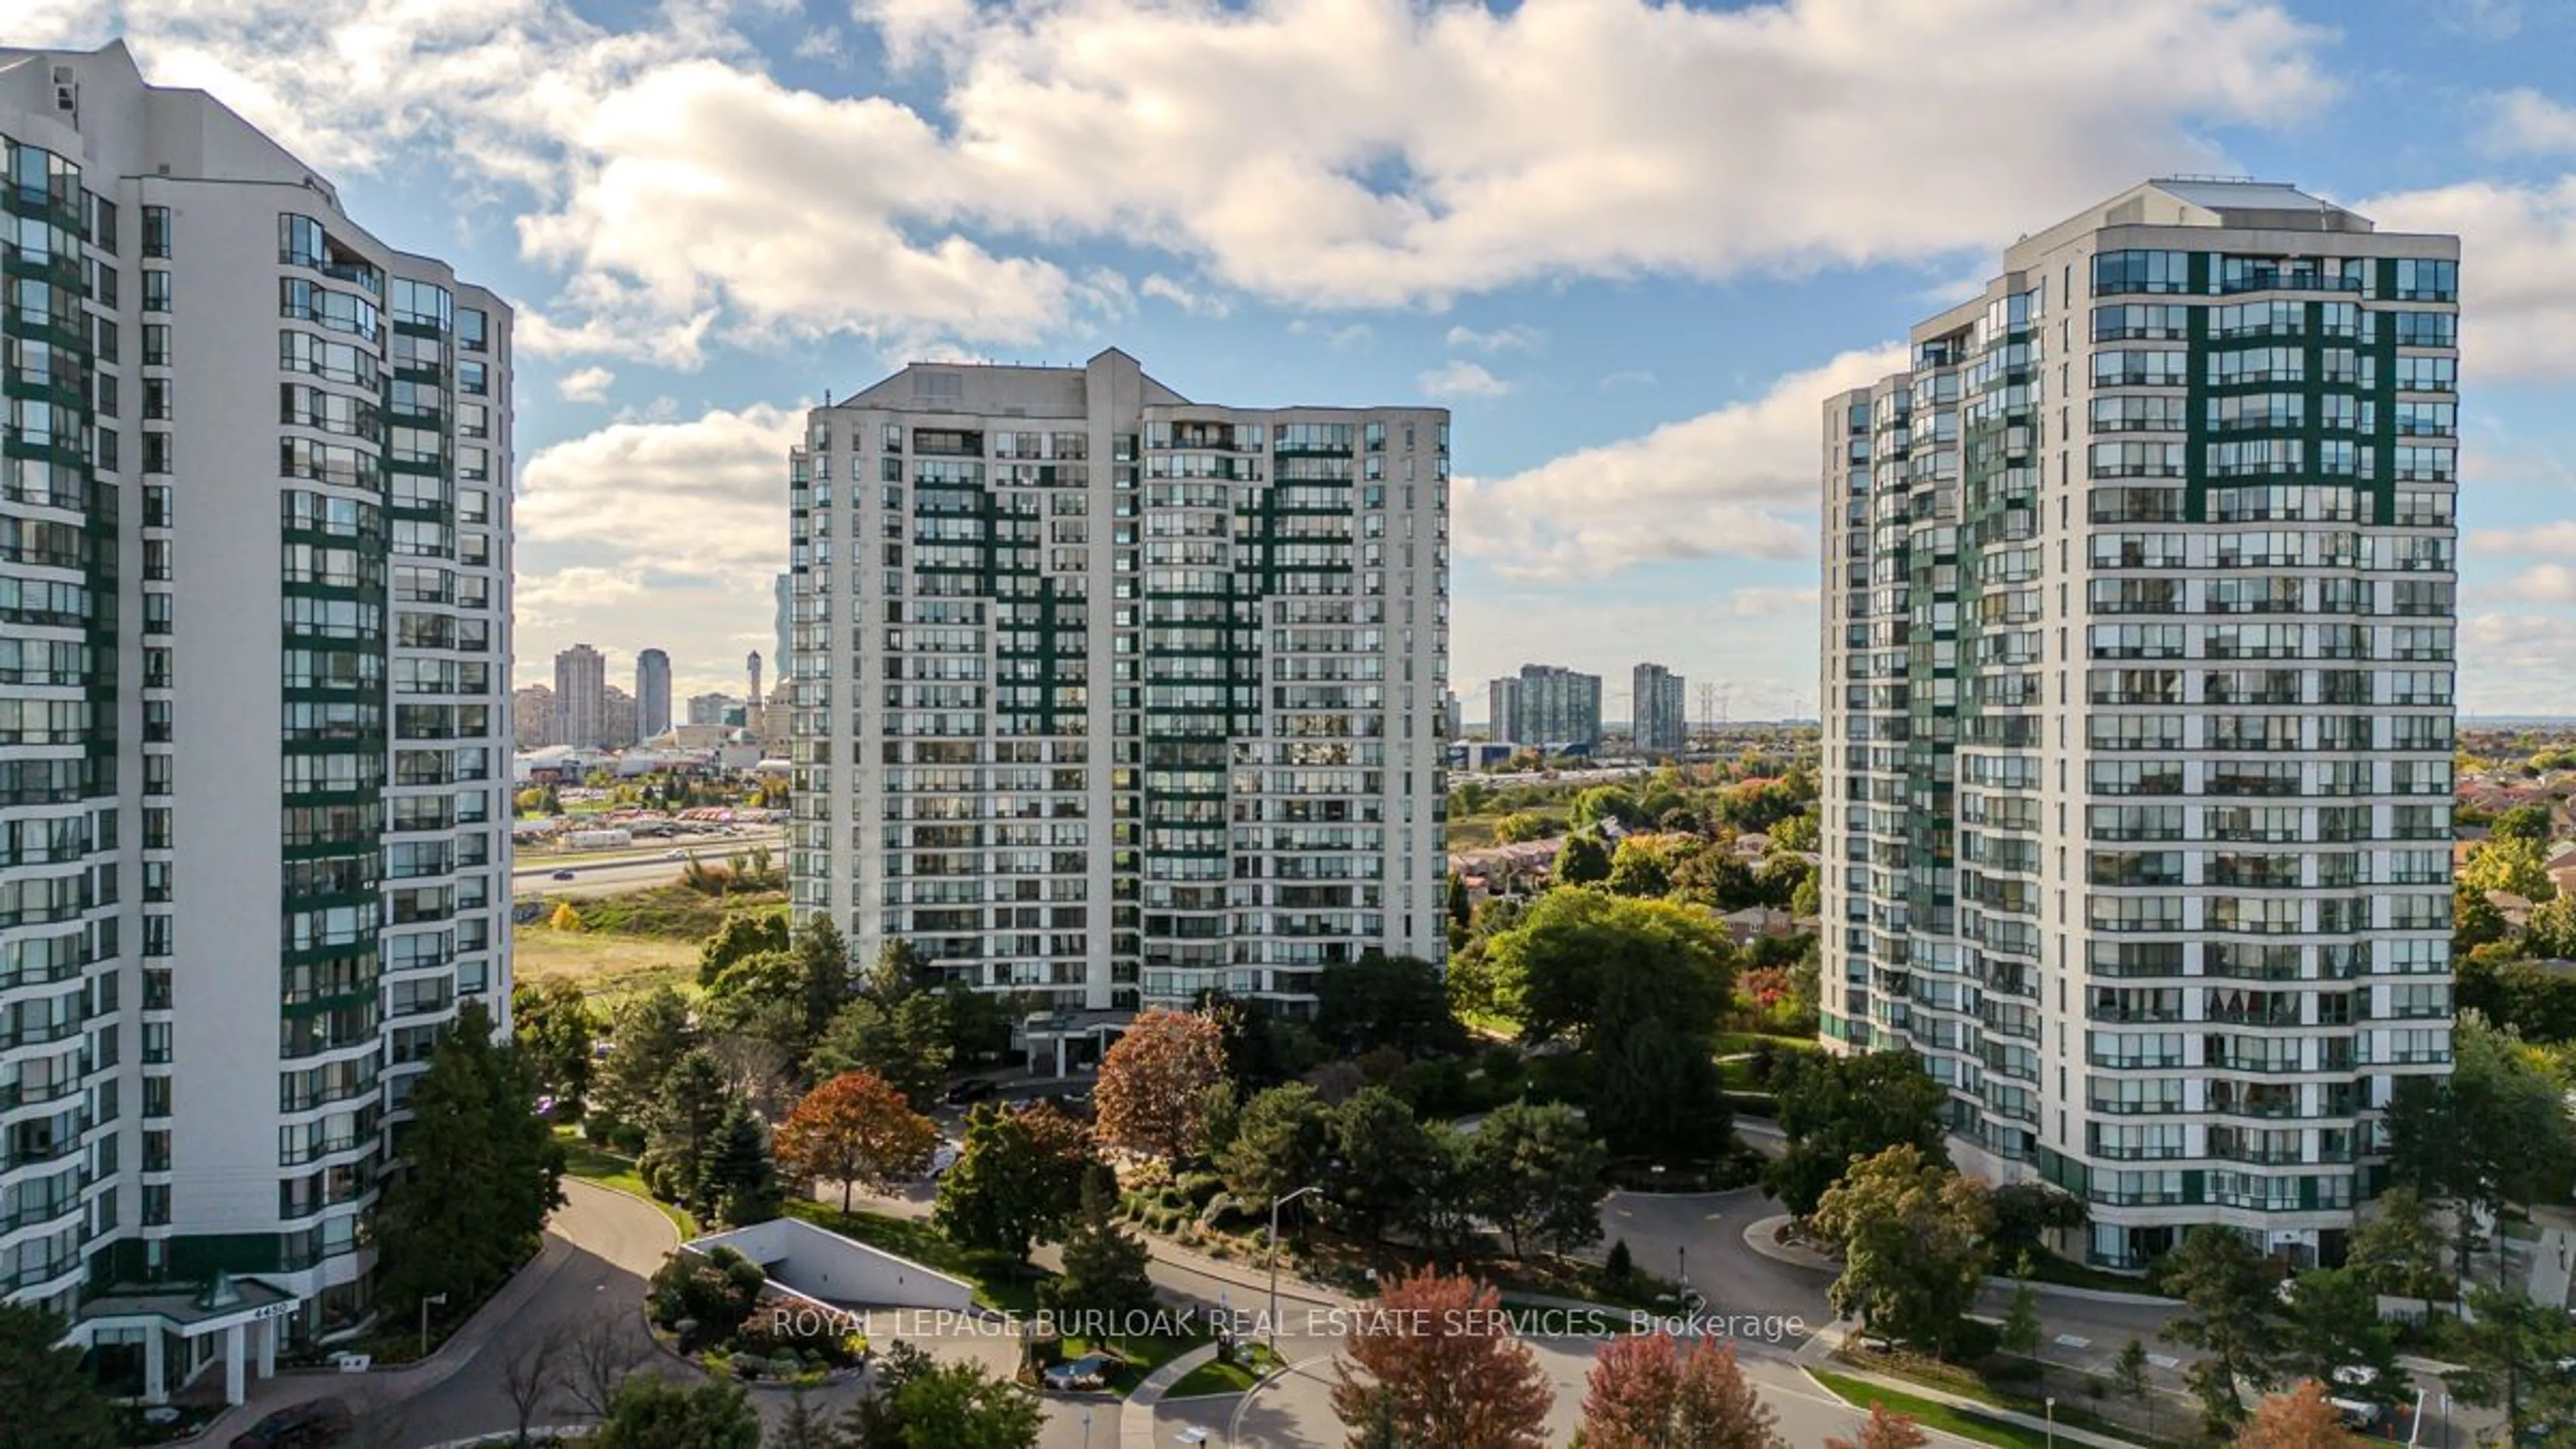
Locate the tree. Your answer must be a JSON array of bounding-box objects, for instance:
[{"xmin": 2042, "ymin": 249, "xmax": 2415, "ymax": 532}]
[
  {"xmin": 1219, "ymin": 1082, "xmax": 1333, "ymax": 1217},
  {"xmin": 1491, "ymin": 812, "xmax": 1560, "ymax": 845},
  {"xmin": 375, "ymin": 1002, "xmax": 566, "ymax": 1323},
  {"xmin": 1572, "ymin": 786, "xmax": 1644, "ymax": 829},
  {"xmin": 1093, "ymin": 1008, "xmax": 1228, "ymax": 1159},
  {"xmin": 1316, "ymin": 953, "xmax": 1465, "ymax": 1058},
  {"xmin": 792, "ymin": 916, "xmax": 858, "ymax": 1040},
  {"xmin": 2447, "ymin": 1281, "xmax": 2576, "ymax": 1442},
  {"xmin": 2345, "ymin": 1185, "xmax": 2451, "ymax": 1305},
  {"xmin": 1765, "ymin": 1050, "xmax": 1947, "ymax": 1220},
  {"xmin": 549, "ymin": 901, "xmax": 584, "ymax": 932},
  {"xmin": 770, "ymin": 1386, "xmax": 843, "ymax": 1449},
  {"xmin": 1483, "ymin": 888, "xmax": 1733, "ymax": 1046},
  {"xmin": 1330, "ymin": 1269, "xmax": 1554, "ymax": 1449},
  {"xmin": 1447, "ymin": 872, "xmax": 1474, "ymax": 930},
  {"xmin": 1823, "ymin": 1404, "xmax": 1928, "ymax": 1449},
  {"xmin": 2159, "ymin": 1225, "xmax": 2286, "ymax": 1431},
  {"xmin": 2385, "ymin": 1013, "xmax": 2576, "ymax": 1284},
  {"xmin": 697, "ymin": 911, "xmax": 790, "ymax": 987},
  {"xmin": 1045, "ymin": 1168, "xmax": 1157, "ymax": 1318},
  {"xmin": 1325, "ymin": 1087, "xmax": 1443, "ymax": 1242},
  {"xmin": 592, "ymin": 1375, "xmax": 761, "ymax": 1449},
  {"xmin": 774, "ymin": 1071, "xmax": 939, "ymax": 1214},
  {"xmin": 934, "ymin": 1101, "xmax": 1095, "ymax": 1263},
  {"xmin": 1552, "ymin": 832, "xmax": 1612, "ymax": 885},
  {"xmin": 1604, "ymin": 837, "xmax": 1674, "ymax": 898},
  {"xmin": 810, "ymin": 992, "xmax": 953, "ymax": 1107},
  {"xmin": 2112, "ymin": 1338, "xmax": 2155, "ymax": 1436},
  {"xmin": 1592, "ymin": 1013, "xmax": 1732, "ymax": 1161},
  {"xmin": 592, "ymin": 986, "xmax": 698, "ymax": 1141},
  {"xmin": 641, "ymin": 1048, "xmax": 734, "ymax": 1208},
  {"xmin": 2463, "ymin": 835, "xmax": 2555, "ymax": 902},
  {"xmin": 1998, "ymin": 1275, "xmax": 2042, "ymax": 1358},
  {"xmin": 698, "ymin": 1099, "xmax": 784, "ymax": 1227},
  {"xmin": 1578, "ymin": 1332, "xmax": 1780, "ymax": 1448},
  {"xmin": 512, "ymin": 977, "xmax": 596, "ymax": 1114},
  {"xmin": 2496, "ymin": 802, "xmax": 2555, "ymax": 843},
  {"xmin": 496, "ymin": 1321, "xmax": 570, "ymax": 1446},
  {"xmin": 2234, "ymin": 1381, "xmax": 2357, "ymax": 1449},
  {"xmin": 885, "ymin": 1359, "xmax": 1043, "ymax": 1449},
  {"xmin": 1986, "ymin": 1183, "xmax": 2086, "ymax": 1267},
  {"xmin": 561, "ymin": 1312, "xmax": 651, "ymax": 1422},
  {"xmin": 1810, "ymin": 1145, "xmax": 1992, "ymax": 1356},
  {"xmin": 0, "ymin": 1303, "xmax": 116, "ymax": 1449},
  {"xmin": 1464, "ymin": 1101, "xmax": 1608, "ymax": 1260},
  {"xmin": 2277, "ymin": 1268, "xmax": 2400, "ymax": 1409},
  {"xmin": 863, "ymin": 938, "xmax": 925, "ymax": 1000},
  {"xmin": 937, "ymin": 983, "xmax": 1015, "ymax": 1065}
]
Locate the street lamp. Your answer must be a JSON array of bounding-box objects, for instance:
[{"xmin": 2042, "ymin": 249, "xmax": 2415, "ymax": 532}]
[
  {"xmin": 418, "ymin": 1291, "xmax": 447, "ymax": 1359},
  {"xmin": 2044, "ymin": 1396, "xmax": 2056, "ymax": 1447},
  {"xmin": 1267, "ymin": 1185, "xmax": 1324, "ymax": 1354},
  {"xmin": 1081, "ymin": 1408, "xmax": 1092, "ymax": 1449},
  {"xmin": 1677, "ymin": 1243, "xmax": 1688, "ymax": 1289}
]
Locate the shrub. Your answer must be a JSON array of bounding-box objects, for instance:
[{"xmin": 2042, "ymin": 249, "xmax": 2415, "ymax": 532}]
[
  {"xmin": 1479, "ymin": 1044, "xmax": 1525, "ymax": 1084},
  {"xmin": 647, "ymin": 1248, "xmax": 767, "ymax": 1352}
]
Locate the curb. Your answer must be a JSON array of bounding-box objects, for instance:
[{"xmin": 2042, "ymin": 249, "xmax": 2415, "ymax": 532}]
[
  {"xmin": 1746, "ymin": 1214, "xmax": 2176, "ymax": 1307},
  {"xmin": 1122, "ymin": 1342, "xmax": 1224, "ymax": 1449}
]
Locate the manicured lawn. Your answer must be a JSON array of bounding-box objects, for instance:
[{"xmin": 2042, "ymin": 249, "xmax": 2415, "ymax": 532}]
[
  {"xmin": 555, "ymin": 1127, "xmax": 698, "ymax": 1237},
  {"xmin": 2015, "ymin": 1250, "xmax": 2169, "ymax": 1297},
  {"xmin": 1811, "ymin": 1371, "xmax": 2055, "ymax": 1448},
  {"xmin": 1711, "ymin": 1030, "xmax": 1825, "ymax": 1058},
  {"xmin": 1167, "ymin": 1346, "xmax": 1278, "ymax": 1397}
]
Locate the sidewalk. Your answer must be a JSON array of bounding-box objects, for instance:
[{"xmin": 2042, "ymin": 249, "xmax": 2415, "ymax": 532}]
[
  {"xmin": 1804, "ymin": 1364, "xmax": 2142, "ymax": 1449},
  {"xmin": 2526, "ymin": 1208, "xmax": 2576, "ymax": 1310},
  {"xmin": 1741, "ymin": 1214, "xmax": 2174, "ymax": 1306},
  {"xmin": 1122, "ymin": 1344, "xmax": 1223, "ymax": 1449}
]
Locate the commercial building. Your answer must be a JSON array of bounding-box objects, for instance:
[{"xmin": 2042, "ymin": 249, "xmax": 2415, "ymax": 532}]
[
  {"xmin": 773, "ymin": 572, "xmax": 792, "ymax": 681},
  {"xmin": 686, "ymin": 691, "xmax": 735, "ymax": 727},
  {"xmin": 602, "ymin": 684, "xmax": 639, "ymax": 751},
  {"xmin": 1819, "ymin": 179, "xmax": 2458, "ymax": 1269},
  {"xmin": 1489, "ymin": 663, "xmax": 1601, "ymax": 751},
  {"xmin": 0, "ymin": 42, "xmax": 514, "ymax": 1397},
  {"xmin": 635, "ymin": 647, "xmax": 672, "ymax": 740},
  {"xmin": 551, "ymin": 643, "xmax": 606, "ymax": 749},
  {"xmin": 788, "ymin": 350, "xmax": 1448, "ymax": 1026},
  {"xmin": 1632, "ymin": 662, "xmax": 1688, "ymax": 755}
]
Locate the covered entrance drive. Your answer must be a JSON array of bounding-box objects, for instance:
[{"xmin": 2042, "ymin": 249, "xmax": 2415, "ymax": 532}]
[{"xmin": 77, "ymin": 1274, "xmax": 299, "ymax": 1405}]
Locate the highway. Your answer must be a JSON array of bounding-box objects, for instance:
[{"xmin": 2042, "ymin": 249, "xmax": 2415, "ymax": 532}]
[{"xmin": 510, "ymin": 830, "xmax": 783, "ymax": 899}]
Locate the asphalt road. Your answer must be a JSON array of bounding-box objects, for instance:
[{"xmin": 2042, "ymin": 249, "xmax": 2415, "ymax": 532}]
[{"xmin": 511, "ymin": 830, "xmax": 785, "ymax": 899}]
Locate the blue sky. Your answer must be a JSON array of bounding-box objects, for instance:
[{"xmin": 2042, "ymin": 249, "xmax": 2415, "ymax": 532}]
[{"xmin": 23, "ymin": 0, "xmax": 2576, "ymax": 714}]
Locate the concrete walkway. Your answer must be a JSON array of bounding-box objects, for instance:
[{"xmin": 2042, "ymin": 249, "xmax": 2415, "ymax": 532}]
[
  {"xmin": 1122, "ymin": 1342, "xmax": 1224, "ymax": 1449},
  {"xmin": 2528, "ymin": 1212, "xmax": 2576, "ymax": 1310},
  {"xmin": 1805, "ymin": 1364, "xmax": 2142, "ymax": 1449},
  {"xmin": 1741, "ymin": 1214, "xmax": 2174, "ymax": 1306}
]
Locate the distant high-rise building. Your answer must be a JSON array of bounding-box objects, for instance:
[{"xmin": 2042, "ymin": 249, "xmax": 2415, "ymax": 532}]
[
  {"xmin": 745, "ymin": 651, "xmax": 765, "ymax": 737},
  {"xmin": 1489, "ymin": 664, "xmax": 1601, "ymax": 749},
  {"xmin": 635, "ymin": 648, "xmax": 672, "ymax": 740},
  {"xmin": 790, "ymin": 350, "xmax": 1449, "ymax": 1019},
  {"xmin": 553, "ymin": 644, "xmax": 608, "ymax": 749},
  {"xmin": 1632, "ymin": 663, "xmax": 1687, "ymax": 755},
  {"xmin": 687, "ymin": 692, "xmax": 735, "ymax": 727},
  {"xmin": 0, "ymin": 42, "xmax": 514, "ymax": 1390},
  {"xmin": 602, "ymin": 685, "xmax": 639, "ymax": 749},
  {"xmin": 774, "ymin": 572, "xmax": 793, "ymax": 682},
  {"xmin": 514, "ymin": 684, "xmax": 557, "ymax": 750},
  {"xmin": 1821, "ymin": 178, "xmax": 2461, "ymax": 1272},
  {"xmin": 1442, "ymin": 690, "xmax": 1462, "ymax": 740}
]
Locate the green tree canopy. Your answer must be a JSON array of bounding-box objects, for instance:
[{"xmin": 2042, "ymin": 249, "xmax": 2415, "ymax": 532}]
[
  {"xmin": 1484, "ymin": 888, "xmax": 1733, "ymax": 1045},
  {"xmin": 696, "ymin": 911, "xmax": 790, "ymax": 987},
  {"xmin": 1316, "ymin": 953, "xmax": 1464, "ymax": 1058},
  {"xmin": 1324, "ymin": 1087, "xmax": 1444, "ymax": 1243},
  {"xmin": 0, "ymin": 1303, "xmax": 115, "ymax": 1449},
  {"xmin": 592, "ymin": 986, "xmax": 698, "ymax": 1136},
  {"xmin": 1464, "ymin": 1102, "xmax": 1607, "ymax": 1260},
  {"xmin": 1553, "ymin": 832, "xmax": 1612, "ymax": 885},
  {"xmin": 1218, "ymin": 1082, "xmax": 1332, "ymax": 1215},
  {"xmin": 933, "ymin": 1102, "xmax": 1096, "ymax": 1263},
  {"xmin": 1811, "ymin": 1144, "xmax": 1992, "ymax": 1356},
  {"xmin": 1765, "ymin": 1051, "xmax": 1949, "ymax": 1219},
  {"xmin": 810, "ymin": 991, "xmax": 953, "ymax": 1107},
  {"xmin": 2158, "ymin": 1225, "xmax": 2286, "ymax": 1432},
  {"xmin": 593, "ymin": 1375, "xmax": 761, "ymax": 1449},
  {"xmin": 511, "ymin": 976, "xmax": 597, "ymax": 1113},
  {"xmin": 375, "ymin": 1002, "xmax": 566, "ymax": 1322}
]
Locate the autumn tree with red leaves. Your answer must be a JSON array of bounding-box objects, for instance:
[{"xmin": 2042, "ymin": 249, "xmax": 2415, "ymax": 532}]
[
  {"xmin": 1329, "ymin": 1269, "xmax": 1552, "ymax": 1449},
  {"xmin": 772, "ymin": 1069, "xmax": 937, "ymax": 1213},
  {"xmin": 1579, "ymin": 1332, "xmax": 1779, "ymax": 1448},
  {"xmin": 1825, "ymin": 1403, "xmax": 1929, "ymax": 1449},
  {"xmin": 2235, "ymin": 1381, "xmax": 2359, "ymax": 1449},
  {"xmin": 1093, "ymin": 1008, "xmax": 1228, "ymax": 1159}
]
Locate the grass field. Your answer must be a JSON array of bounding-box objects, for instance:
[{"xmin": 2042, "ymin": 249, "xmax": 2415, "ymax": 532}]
[
  {"xmin": 566, "ymin": 882, "xmax": 787, "ymax": 939},
  {"xmin": 556, "ymin": 1126, "xmax": 698, "ymax": 1237},
  {"xmin": 514, "ymin": 926, "xmax": 700, "ymax": 1009},
  {"xmin": 1810, "ymin": 1371, "xmax": 2055, "ymax": 1448}
]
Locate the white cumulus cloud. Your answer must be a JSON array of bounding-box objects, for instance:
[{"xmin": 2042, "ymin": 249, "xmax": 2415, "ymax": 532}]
[
  {"xmin": 1419, "ymin": 361, "xmax": 1513, "ymax": 400},
  {"xmin": 2363, "ymin": 176, "xmax": 2576, "ymax": 380},
  {"xmin": 555, "ymin": 365, "xmax": 617, "ymax": 402}
]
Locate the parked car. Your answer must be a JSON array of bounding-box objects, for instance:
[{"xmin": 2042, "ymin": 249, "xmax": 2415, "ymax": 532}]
[
  {"xmin": 551, "ymin": 869, "xmax": 576, "ymax": 881},
  {"xmin": 230, "ymin": 1397, "xmax": 353, "ymax": 1449},
  {"xmin": 943, "ymin": 1077, "xmax": 998, "ymax": 1106}
]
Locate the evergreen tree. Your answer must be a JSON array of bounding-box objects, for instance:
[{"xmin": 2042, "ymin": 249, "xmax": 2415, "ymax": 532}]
[
  {"xmin": 696, "ymin": 912, "xmax": 791, "ymax": 987},
  {"xmin": 2159, "ymin": 1225, "xmax": 2288, "ymax": 1432},
  {"xmin": 644, "ymin": 1048, "xmax": 735, "ymax": 1208},
  {"xmin": 0, "ymin": 1303, "xmax": 116, "ymax": 1449},
  {"xmin": 793, "ymin": 916, "xmax": 857, "ymax": 1042},
  {"xmin": 593, "ymin": 1375, "xmax": 761, "ymax": 1449},
  {"xmin": 1045, "ymin": 1169, "xmax": 1157, "ymax": 1318},
  {"xmin": 810, "ymin": 993, "xmax": 953, "ymax": 1106},
  {"xmin": 511, "ymin": 977, "xmax": 597, "ymax": 1114},
  {"xmin": 1325, "ymin": 1087, "xmax": 1442, "ymax": 1242},
  {"xmin": 699, "ymin": 1100, "xmax": 784, "ymax": 1227},
  {"xmin": 375, "ymin": 1002, "xmax": 566, "ymax": 1323},
  {"xmin": 592, "ymin": 986, "xmax": 698, "ymax": 1138}
]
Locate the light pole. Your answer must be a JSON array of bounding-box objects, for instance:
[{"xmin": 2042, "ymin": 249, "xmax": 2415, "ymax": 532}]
[
  {"xmin": 418, "ymin": 1291, "xmax": 447, "ymax": 1359},
  {"xmin": 1267, "ymin": 1185, "xmax": 1324, "ymax": 1355},
  {"xmin": 2044, "ymin": 1396, "xmax": 2055, "ymax": 1447},
  {"xmin": 1081, "ymin": 1408, "xmax": 1092, "ymax": 1449}
]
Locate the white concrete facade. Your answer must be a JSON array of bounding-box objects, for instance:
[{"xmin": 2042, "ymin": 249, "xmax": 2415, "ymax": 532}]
[
  {"xmin": 1819, "ymin": 180, "xmax": 2458, "ymax": 1269},
  {"xmin": 0, "ymin": 42, "xmax": 513, "ymax": 1387},
  {"xmin": 788, "ymin": 350, "xmax": 1449, "ymax": 1018}
]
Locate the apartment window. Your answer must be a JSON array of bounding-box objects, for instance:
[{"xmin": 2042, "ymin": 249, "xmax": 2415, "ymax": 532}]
[
  {"xmin": 142, "ymin": 204, "xmax": 171, "ymax": 258},
  {"xmin": 143, "ymin": 377, "xmax": 172, "ymax": 421},
  {"xmin": 142, "ymin": 268, "xmax": 171, "ymax": 313}
]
